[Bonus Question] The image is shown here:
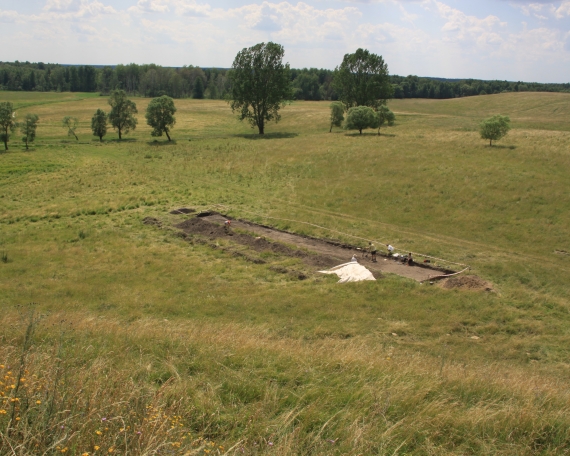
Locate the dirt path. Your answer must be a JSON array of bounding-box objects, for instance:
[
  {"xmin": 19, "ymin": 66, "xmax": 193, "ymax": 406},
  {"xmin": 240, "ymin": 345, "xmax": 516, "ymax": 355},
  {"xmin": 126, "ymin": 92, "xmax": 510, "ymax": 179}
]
[{"xmin": 200, "ymin": 214, "xmax": 447, "ymax": 282}]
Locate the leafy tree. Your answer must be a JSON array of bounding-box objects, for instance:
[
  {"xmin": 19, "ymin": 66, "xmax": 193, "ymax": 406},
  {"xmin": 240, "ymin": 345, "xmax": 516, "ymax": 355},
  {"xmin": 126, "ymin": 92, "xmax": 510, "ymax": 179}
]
[
  {"xmin": 145, "ymin": 95, "xmax": 176, "ymax": 141},
  {"xmin": 91, "ymin": 109, "xmax": 108, "ymax": 142},
  {"xmin": 333, "ymin": 48, "xmax": 393, "ymax": 112},
  {"xmin": 372, "ymin": 105, "xmax": 395, "ymax": 135},
  {"xmin": 329, "ymin": 102, "xmax": 344, "ymax": 132},
  {"xmin": 62, "ymin": 116, "xmax": 79, "ymax": 140},
  {"xmin": 228, "ymin": 42, "xmax": 292, "ymax": 135},
  {"xmin": 193, "ymin": 77, "xmax": 205, "ymax": 99},
  {"xmin": 0, "ymin": 102, "xmax": 16, "ymax": 151},
  {"xmin": 108, "ymin": 89, "xmax": 137, "ymax": 140},
  {"xmin": 480, "ymin": 115, "xmax": 511, "ymax": 146},
  {"xmin": 345, "ymin": 106, "xmax": 376, "ymax": 134},
  {"xmin": 20, "ymin": 113, "xmax": 39, "ymax": 150}
]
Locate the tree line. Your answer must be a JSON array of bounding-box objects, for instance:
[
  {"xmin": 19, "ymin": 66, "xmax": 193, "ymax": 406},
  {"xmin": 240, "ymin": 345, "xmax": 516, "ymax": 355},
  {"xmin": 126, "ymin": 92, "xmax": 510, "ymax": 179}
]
[
  {"xmin": 1, "ymin": 60, "xmax": 569, "ymax": 101},
  {"xmin": 0, "ymin": 43, "xmax": 514, "ymax": 149},
  {"xmin": 0, "ymin": 89, "xmax": 177, "ymax": 150}
]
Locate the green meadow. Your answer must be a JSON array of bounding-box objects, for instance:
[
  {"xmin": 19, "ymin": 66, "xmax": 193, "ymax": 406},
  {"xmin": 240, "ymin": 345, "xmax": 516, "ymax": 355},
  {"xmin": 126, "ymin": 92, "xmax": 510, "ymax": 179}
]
[{"xmin": 1, "ymin": 91, "xmax": 570, "ymax": 454}]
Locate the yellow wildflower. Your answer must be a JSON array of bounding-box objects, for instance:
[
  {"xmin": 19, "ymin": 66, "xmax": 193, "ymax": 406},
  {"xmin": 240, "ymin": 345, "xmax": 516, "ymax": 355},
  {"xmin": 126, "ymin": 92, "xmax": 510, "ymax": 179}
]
[
  {"xmin": 94, "ymin": 446, "xmax": 100, "ymax": 451},
  {"xmin": 36, "ymin": 400, "xmax": 42, "ymax": 405},
  {"xmin": 96, "ymin": 430, "xmax": 102, "ymax": 435},
  {"xmin": 82, "ymin": 453, "xmax": 90, "ymax": 456}
]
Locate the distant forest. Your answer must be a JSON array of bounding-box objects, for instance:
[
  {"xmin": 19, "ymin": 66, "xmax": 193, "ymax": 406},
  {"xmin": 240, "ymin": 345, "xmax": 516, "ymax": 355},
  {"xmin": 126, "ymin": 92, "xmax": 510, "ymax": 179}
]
[{"xmin": 1, "ymin": 60, "xmax": 570, "ymax": 101}]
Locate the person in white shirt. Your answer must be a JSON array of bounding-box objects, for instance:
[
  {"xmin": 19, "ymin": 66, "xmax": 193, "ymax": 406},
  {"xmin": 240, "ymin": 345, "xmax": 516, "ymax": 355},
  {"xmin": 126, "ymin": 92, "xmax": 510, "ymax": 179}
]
[{"xmin": 387, "ymin": 244, "xmax": 394, "ymax": 257}]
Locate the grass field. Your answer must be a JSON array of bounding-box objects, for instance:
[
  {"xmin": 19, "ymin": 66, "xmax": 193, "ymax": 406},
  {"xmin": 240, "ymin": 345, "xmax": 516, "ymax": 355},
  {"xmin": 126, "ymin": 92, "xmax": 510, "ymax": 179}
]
[{"xmin": 1, "ymin": 91, "xmax": 570, "ymax": 454}]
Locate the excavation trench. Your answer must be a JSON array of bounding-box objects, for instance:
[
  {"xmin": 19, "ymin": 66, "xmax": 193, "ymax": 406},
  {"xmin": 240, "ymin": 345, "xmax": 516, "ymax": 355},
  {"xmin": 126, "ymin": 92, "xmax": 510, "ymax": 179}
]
[{"xmin": 174, "ymin": 212, "xmax": 453, "ymax": 282}]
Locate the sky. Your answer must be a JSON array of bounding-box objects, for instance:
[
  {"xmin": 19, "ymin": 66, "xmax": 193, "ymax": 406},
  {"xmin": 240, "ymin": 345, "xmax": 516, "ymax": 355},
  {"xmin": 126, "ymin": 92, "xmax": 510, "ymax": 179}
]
[{"xmin": 1, "ymin": 0, "xmax": 570, "ymax": 82}]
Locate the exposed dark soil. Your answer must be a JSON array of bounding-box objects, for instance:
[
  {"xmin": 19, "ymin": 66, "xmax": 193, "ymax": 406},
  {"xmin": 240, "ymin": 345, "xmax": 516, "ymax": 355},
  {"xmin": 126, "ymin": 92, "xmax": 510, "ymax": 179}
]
[
  {"xmin": 176, "ymin": 217, "xmax": 338, "ymax": 269},
  {"xmin": 170, "ymin": 213, "xmax": 459, "ymax": 282},
  {"xmin": 440, "ymin": 275, "xmax": 493, "ymax": 292},
  {"xmin": 143, "ymin": 217, "xmax": 162, "ymax": 227}
]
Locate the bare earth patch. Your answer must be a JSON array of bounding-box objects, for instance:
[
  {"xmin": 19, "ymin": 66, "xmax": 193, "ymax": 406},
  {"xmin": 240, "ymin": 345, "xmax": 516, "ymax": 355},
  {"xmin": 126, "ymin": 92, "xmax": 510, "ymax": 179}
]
[
  {"xmin": 439, "ymin": 275, "xmax": 494, "ymax": 292},
  {"xmin": 171, "ymin": 213, "xmax": 454, "ymax": 282}
]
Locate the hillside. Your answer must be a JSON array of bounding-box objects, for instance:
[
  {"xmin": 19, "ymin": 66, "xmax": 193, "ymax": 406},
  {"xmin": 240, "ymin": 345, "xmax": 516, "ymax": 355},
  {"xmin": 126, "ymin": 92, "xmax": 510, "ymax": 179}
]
[{"xmin": 1, "ymin": 92, "xmax": 570, "ymax": 454}]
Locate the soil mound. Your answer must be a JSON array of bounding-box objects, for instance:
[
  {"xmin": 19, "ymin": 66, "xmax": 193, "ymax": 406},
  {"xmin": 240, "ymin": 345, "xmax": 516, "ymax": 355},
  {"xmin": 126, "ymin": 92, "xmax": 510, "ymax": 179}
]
[
  {"xmin": 440, "ymin": 275, "xmax": 493, "ymax": 292},
  {"xmin": 143, "ymin": 217, "xmax": 162, "ymax": 227}
]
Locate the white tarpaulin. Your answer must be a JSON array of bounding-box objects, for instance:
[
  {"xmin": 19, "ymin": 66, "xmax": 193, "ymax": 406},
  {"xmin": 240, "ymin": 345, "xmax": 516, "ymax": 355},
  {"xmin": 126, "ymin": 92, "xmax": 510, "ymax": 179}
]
[{"xmin": 319, "ymin": 261, "xmax": 376, "ymax": 283}]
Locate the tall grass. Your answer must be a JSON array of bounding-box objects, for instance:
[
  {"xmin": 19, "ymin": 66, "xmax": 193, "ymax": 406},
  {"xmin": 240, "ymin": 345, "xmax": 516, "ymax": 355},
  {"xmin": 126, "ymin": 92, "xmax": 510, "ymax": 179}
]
[{"xmin": 2, "ymin": 313, "xmax": 570, "ymax": 455}]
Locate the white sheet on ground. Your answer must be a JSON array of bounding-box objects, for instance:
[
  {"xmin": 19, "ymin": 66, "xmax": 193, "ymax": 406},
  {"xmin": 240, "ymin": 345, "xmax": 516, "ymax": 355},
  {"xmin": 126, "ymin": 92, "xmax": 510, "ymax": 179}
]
[{"xmin": 319, "ymin": 262, "xmax": 376, "ymax": 283}]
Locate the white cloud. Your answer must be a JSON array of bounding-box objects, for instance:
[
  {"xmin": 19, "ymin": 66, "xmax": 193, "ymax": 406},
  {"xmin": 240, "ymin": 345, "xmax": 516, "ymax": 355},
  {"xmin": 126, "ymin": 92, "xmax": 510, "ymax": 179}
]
[
  {"xmin": 434, "ymin": 1, "xmax": 505, "ymax": 44},
  {"xmin": 128, "ymin": 0, "xmax": 170, "ymax": 14},
  {"xmin": 174, "ymin": 0, "xmax": 211, "ymax": 17},
  {"xmin": 44, "ymin": 0, "xmax": 82, "ymax": 12},
  {"xmin": 510, "ymin": 2, "xmax": 557, "ymax": 20},
  {"xmin": 43, "ymin": 0, "xmax": 115, "ymax": 16},
  {"xmin": 71, "ymin": 22, "xmax": 98, "ymax": 35},
  {"xmin": 221, "ymin": 2, "xmax": 361, "ymax": 44},
  {"xmin": 0, "ymin": 9, "xmax": 20, "ymax": 23},
  {"xmin": 555, "ymin": 0, "xmax": 570, "ymax": 18},
  {"xmin": 79, "ymin": 1, "xmax": 116, "ymax": 17}
]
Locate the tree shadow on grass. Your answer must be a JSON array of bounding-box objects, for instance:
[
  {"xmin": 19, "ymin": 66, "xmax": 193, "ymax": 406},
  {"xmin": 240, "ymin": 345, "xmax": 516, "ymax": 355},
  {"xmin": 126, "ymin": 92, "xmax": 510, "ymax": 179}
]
[
  {"xmin": 344, "ymin": 132, "xmax": 397, "ymax": 137},
  {"xmin": 147, "ymin": 140, "xmax": 178, "ymax": 147},
  {"xmin": 486, "ymin": 144, "xmax": 517, "ymax": 150},
  {"xmin": 235, "ymin": 132, "xmax": 299, "ymax": 140},
  {"xmin": 104, "ymin": 138, "xmax": 138, "ymax": 143}
]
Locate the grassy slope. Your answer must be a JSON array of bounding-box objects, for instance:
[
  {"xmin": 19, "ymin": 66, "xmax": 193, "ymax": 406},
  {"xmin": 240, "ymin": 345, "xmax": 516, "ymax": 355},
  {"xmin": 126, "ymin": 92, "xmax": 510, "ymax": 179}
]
[{"xmin": 1, "ymin": 92, "xmax": 570, "ymax": 454}]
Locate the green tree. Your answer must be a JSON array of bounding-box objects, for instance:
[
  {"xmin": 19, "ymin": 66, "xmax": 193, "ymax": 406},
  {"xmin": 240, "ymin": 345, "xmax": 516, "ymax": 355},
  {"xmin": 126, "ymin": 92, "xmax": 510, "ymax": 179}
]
[
  {"xmin": 228, "ymin": 42, "xmax": 292, "ymax": 135},
  {"xmin": 480, "ymin": 115, "xmax": 511, "ymax": 146},
  {"xmin": 0, "ymin": 102, "xmax": 16, "ymax": 151},
  {"xmin": 62, "ymin": 116, "xmax": 79, "ymax": 140},
  {"xmin": 372, "ymin": 105, "xmax": 395, "ymax": 135},
  {"xmin": 145, "ymin": 95, "xmax": 176, "ymax": 141},
  {"xmin": 91, "ymin": 109, "xmax": 108, "ymax": 142},
  {"xmin": 193, "ymin": 77, "xmax": 205, "ymax": 99},
  {"xmin": 206, "ymin": 80, "xmax": 219, "ymax": 100},
  {"xmin": 333, "ymin": 48, "xmax": 393, "ymax": 112},
  {"xmin": 108, "ymin": 89, "xmax": 137, "ymax": 140},
  {"xmin": 20, "ymin": 113, "xmax": 39, "ymax": 150},
  {"xmin": 345, "ymin": 106, "xmax": 377, "ymax": 134},
  {"xmin": 329, "ymin": 102, "xmax": 344, "ymax": 133}
]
